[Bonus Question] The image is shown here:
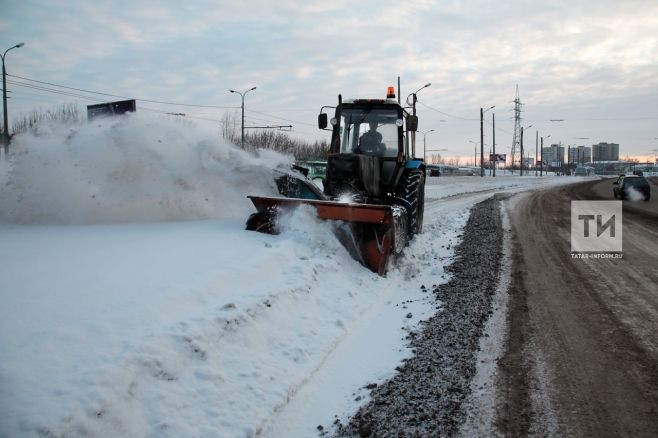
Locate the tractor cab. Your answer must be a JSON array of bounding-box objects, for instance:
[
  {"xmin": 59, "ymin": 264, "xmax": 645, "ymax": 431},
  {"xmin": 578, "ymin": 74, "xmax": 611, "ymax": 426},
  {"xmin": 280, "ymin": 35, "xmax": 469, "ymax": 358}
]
[
  {"xmin": 337, "ymin": 104, "xmax": 403, "ymax": 158},
  {"xmin": 318, "ymin": 88, "xmax": 419, "ymax": 201}
]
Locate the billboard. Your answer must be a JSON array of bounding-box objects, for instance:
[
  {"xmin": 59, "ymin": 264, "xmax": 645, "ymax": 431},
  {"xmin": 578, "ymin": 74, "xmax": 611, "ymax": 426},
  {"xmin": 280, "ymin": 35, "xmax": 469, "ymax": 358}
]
[
  {"xmin": 489, "ymin": 153, "xmax": 506, "ymax": 162},
  {"xmin": 87, "ymin": 99, "xmax": 136, "ymax": 121}
]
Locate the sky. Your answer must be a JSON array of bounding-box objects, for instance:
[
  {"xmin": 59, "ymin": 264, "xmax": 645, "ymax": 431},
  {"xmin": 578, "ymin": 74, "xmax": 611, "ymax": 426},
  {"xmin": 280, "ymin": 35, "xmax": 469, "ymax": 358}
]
[{"xmin": 2, "ymin": 0, "xmax": 658, "ymax": 161}]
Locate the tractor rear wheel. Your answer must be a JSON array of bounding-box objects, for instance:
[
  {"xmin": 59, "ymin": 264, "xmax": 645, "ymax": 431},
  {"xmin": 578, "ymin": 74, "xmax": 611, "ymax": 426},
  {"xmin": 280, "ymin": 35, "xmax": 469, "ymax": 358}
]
[{"xmin": 400, "ymin": 169, "xmax": 425, "ymax": 236}]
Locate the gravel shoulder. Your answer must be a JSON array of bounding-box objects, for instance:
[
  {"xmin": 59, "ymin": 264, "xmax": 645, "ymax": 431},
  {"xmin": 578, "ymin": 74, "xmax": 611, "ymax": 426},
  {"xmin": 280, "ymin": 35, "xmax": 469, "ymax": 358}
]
[{"xmin": 334, "ymin": 196, "xmax": 505, "ymax": 437}]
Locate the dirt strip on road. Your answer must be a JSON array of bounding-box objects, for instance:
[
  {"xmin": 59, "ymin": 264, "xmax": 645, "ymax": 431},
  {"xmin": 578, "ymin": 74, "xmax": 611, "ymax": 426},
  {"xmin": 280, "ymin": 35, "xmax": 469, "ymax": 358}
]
[{"xmin": 497, "ymin": 177, "xmax": 658, "ymax": 437}]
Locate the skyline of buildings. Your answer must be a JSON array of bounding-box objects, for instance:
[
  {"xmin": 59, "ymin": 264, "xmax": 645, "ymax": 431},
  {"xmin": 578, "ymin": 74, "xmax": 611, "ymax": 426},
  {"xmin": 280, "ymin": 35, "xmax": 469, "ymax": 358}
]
[
  {"xmin": 568, "ymin": 145, "xmax": 592, "ymax": 164},
  {"xmin": 591, "ymin": 142, "xmax": 620, "ymax": 162},
  {"xmin": 541, "ymin": 142, "xmax": 622, "ymax": 166}
]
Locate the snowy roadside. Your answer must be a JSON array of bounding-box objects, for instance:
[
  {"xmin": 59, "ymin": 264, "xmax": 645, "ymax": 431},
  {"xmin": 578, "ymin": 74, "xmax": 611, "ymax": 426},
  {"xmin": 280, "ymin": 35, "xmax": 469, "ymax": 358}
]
[
  {"xmin": 0, "ymin": 195, "xmax": 463, "ymax": 438},
  {"xmin": 0, "ymin": 114, "xmax": 597, "ymax": 437}
]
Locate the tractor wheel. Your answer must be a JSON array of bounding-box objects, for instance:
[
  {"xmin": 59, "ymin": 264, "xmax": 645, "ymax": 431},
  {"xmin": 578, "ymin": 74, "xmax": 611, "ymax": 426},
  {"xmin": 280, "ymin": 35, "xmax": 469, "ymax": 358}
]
[
  {"xmin": 416, "ymin": 175, "xmax": 425, "ymax": 234},
  {"xmin": 245, "ymin": 212, "xmax": 277, "ymax": 233},
  {"xmin": 401, "ymin": 170, "xmax": 425, "ymax": 236}
]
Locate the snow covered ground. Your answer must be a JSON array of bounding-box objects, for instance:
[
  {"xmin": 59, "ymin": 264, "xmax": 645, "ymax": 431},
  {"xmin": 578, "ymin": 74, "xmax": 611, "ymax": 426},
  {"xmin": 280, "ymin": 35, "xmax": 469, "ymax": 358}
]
[{"xmin": 0, "ymin": 114, "xmax": 594, "ymax": 437}]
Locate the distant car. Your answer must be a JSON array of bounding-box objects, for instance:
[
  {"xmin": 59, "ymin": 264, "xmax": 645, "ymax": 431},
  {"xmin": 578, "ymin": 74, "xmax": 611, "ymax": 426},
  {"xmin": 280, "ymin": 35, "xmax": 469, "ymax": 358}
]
[
  {"xmin": 426, "ymin": 164, "xmax": 441, "ymax": 177},
  {"xmin": 613, "ymin": 175, "xmax": 650, "ymax": 201}
]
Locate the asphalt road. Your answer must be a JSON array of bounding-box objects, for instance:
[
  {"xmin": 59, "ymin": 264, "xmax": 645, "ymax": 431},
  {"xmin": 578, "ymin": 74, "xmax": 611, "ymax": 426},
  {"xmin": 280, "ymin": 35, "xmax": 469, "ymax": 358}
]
[{"xmin": 497, "ymin": 177, "xmax": 658, "ymax": 437}]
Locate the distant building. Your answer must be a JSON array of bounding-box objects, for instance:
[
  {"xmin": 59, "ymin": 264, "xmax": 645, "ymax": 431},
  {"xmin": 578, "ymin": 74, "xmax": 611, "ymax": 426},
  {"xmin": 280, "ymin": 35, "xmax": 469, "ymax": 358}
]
[
  {"xmin": 522, "ymin": 156, "xmax": 534, "ymax": 168},
  {"xmin": 592, "ymin": 142, "xmax": 619, "ymax": 162},
  {"xmin": 542, "ymin": 144, "xmax": 565, "ymax": 166},
  {"xmin": 568, "ymin": 146, "xmax": 592, "ymax": 164}
]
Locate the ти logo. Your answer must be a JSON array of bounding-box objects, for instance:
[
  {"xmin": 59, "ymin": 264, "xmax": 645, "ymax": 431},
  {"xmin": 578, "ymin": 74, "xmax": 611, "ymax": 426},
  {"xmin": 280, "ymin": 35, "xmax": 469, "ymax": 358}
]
[
  {"xmin": 571, "ymin": 201, "xmax": 622, "ymax": 253},
  {"xmin": 577, "ymin": 213, "xmax": 615, "ymax": 238}
]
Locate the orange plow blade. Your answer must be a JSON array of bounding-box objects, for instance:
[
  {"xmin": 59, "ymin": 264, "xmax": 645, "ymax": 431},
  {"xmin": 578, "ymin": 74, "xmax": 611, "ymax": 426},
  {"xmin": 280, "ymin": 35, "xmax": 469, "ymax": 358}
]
[{"xmin": 247, "ymin": 196, "xmax": 398, "ymax": 275}]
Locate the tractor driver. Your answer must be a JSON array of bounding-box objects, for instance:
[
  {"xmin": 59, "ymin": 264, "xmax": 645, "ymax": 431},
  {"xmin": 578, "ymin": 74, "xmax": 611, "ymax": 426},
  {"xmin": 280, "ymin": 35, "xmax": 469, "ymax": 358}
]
[{"xmin": 358, "ymin": 122, "xmax": 385, "ymax": 155}]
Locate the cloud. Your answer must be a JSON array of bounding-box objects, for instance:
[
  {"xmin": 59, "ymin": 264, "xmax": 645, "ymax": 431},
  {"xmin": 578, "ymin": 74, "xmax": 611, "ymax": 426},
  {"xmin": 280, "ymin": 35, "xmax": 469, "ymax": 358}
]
[{"xmin": 3, "ymin": 0, "xmax": 658, "ymax": 156}]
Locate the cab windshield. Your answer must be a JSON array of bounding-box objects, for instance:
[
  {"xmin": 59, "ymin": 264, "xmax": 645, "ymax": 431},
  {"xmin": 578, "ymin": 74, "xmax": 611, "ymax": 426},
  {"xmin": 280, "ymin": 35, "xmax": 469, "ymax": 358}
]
[{"xmin": 339, "ymin": 108, "xmax": 400, "ymax": 157}]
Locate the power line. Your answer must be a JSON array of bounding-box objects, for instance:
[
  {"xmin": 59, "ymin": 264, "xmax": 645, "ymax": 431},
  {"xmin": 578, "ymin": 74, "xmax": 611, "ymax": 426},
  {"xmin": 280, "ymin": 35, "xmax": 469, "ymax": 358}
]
[
  {"xmin": 538, "ymin": 117, "xmax": 658, "ymax": 121},
  {"xmin": 8, "ymin": 79, "xmax": 105, "ymax": 102},
  {"xmin": 244, "ymin": 125, "xmax": 292, "ymax": 130},
  {"xmin": 245, "ymin": 108, "xmax": 316, "ymax": 127},
  {"xmin": 243, "ymin": 114, "xmax": 289, "ymax": 125},
  {"xmin": 483, "ymin": 118, "xmax": 514, "ymax": 135},
  {"xmin": 417, "ymin": 101, "xmax": 478, "ymax": 121},
  {"xmin": 8, "ymin": 74, "xmax": 239, "ymax": 109},
  {"xmin": 9, "ymin": 77, "xmax": 320, "ymax": 128},
  {"xmin": 290, "ymin": 128, "xmax": 328, "ymax": 138},
  {"xmin": 8, "ymin": 79, "xmax": 229, "ymax": 123}
]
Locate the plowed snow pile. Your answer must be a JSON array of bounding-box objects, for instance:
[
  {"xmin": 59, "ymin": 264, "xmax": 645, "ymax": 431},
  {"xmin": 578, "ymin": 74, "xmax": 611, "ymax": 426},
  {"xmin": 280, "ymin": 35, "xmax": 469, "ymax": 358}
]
[{"xmin": 0, "ymin": 113, "xmax": 288, "ymax": 224}]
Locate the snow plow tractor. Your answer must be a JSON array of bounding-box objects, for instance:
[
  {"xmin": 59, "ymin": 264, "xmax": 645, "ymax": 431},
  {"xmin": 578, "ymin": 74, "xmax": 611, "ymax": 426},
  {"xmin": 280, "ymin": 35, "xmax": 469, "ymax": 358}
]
[{"xmin": 246, "ymin": 87, "xmax": 426, "ymax": 275}]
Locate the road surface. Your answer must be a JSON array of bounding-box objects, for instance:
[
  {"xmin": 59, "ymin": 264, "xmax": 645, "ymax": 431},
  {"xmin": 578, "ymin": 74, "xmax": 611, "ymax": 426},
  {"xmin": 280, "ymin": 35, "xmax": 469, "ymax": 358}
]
[{"xmin": 497, "ymin": 177, "xmax": 658, "ymax": 436}]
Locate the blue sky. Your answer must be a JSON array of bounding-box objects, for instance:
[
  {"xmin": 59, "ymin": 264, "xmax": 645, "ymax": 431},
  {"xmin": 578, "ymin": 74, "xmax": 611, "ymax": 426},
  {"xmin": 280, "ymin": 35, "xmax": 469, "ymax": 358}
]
[{"xmin": 2, "ymin": 0, "xmax": 658, "ymax": 160}]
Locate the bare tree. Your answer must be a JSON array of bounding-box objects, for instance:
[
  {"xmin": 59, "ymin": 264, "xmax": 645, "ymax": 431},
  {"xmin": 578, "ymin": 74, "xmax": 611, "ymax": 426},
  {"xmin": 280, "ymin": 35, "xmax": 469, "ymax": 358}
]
[
  {"xmin": 13, "ymin": 103, "xmax": 83, "ymax": 135},
  {"xmin": 221, "ymin": 114, "xmax": 328, "ymax": 160}
]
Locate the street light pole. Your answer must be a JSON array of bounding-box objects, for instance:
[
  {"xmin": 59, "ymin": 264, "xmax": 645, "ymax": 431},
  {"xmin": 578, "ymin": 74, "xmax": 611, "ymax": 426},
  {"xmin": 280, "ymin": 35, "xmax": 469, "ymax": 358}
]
[
  {"xmin": 229, "ymin": 86, "xmax": 257, "ymax": 147},
  {"xmin": 2, "ymin": 42, "xmax": 24, "ymax": 153},
  {"xmin": 469, "ymin": 140, "xmax": 478, "ymax": 166},
  {"xmin": 541, "ymin": 134, "xmax": 551, "ymax": 176},
  {"xmin": 540, "ymin": 137, "xmax": 543, "ymax": 176},
  {"xmin": 407, "ymin": 83, "xmax": 431, "ymax": 158},
  {"xmin": 420, "ymin": 129, "xmax": 434, "ymax": 161},
  {"xmin": 520, "ymin": 126, "xmax": 524, "ymax": 176},
  {"xmin": 492, "ymin": 112, "xmax": 496, "ymax": 177},
  {"xmin": 480, "ymin": 105, "xmax": 494, "ymax": 177},
  {"xmin": 535, "ymin": 130, "xmax": 538, "ymax": 176},
  {"xmin": 520, "ymin": 124, "xmax": 532, "ymax": 176},
  {"xmin": 480, "ymin": 108, "xmax": 484, "ymax": 176}
]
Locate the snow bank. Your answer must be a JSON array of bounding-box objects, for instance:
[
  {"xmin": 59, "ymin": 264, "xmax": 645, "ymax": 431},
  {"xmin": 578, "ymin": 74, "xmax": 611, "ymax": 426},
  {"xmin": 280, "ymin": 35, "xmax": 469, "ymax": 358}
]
[
  {"xmin": 0, "ymin": 113, "xmax": 291, "ymax": 224},
  {"xmin": 0, "ymin": 148, "xmax": 596, "ymax": 436}
]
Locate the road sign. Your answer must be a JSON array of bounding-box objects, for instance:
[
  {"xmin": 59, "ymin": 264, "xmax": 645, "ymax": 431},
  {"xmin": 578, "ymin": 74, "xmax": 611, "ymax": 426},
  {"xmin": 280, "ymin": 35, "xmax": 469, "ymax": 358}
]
[{"xmin": 87, "ymin": 99, "xmax": 136, "ymax": 121}]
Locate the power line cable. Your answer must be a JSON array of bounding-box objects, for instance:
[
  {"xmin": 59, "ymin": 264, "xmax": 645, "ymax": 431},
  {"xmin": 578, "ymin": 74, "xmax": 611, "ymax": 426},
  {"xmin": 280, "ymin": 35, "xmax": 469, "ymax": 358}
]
[
  {"xmin": 8, "ymin": 74, "xmax": 239, "ymax": 109},
  {"xmin": 245, "ymin": 108, "xmax": 316, "ymax": 127},
  {"xmin": 417, "ymin": 101, "xmax": 479, "ymax": 121},
  {"xmin": 8, "ymin": 80, "xmax": 106, "ymax": 102},
  {"xmin": 9, "ymin": 79, "xmax": 229, "ymax": 123}
]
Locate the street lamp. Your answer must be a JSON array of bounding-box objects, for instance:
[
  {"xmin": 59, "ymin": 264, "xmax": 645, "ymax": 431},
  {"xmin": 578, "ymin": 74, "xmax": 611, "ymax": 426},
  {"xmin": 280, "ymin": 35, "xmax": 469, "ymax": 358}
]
[
  {"xmin": 406, "ymin": 83, "xmax": 431, "ymax": 158},
  {"xmin": 419, "ymin": 129, "xmax": 434, "ymax": 160},
  {"xmin": 469, "ymin": 140, "xmax": 478, "ymax": 167},
  {"xmin": 228, "ymin": 86, "xmax": 257, "ymax": 147},
  {"xmin": 520, "ymin": 124, "xmax": 532, "ymax": 176},
  {"xmin": 492, "ymin": 112, "xmax": 497, "ymax": 177},
  {"xmin": 2, "ymin": 42, "xmax": 24, "ymax": 152},
  {"xmin": 406, "ymin": 83, "xmax": 432, "ymax": 106},
  {"xmin": 480, "ymin": 105, "xmax": 495, "ymax": 177},
  {"xmin": 540, "ymin": 134, "xmax": 551, "ymax": 176}
]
